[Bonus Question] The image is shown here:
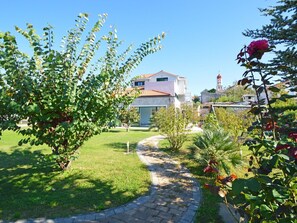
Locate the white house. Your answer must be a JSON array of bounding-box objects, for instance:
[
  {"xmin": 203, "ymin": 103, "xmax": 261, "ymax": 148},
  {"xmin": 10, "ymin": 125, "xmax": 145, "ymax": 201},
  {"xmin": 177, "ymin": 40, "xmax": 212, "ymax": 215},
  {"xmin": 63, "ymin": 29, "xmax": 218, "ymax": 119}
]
[
  {"xmin": 242, "ymin": 94, "xmax": 257, "ymax": 103},
  {"xmin": 130, "ymin": 70, "xmax": 191, "ymax": 126}
]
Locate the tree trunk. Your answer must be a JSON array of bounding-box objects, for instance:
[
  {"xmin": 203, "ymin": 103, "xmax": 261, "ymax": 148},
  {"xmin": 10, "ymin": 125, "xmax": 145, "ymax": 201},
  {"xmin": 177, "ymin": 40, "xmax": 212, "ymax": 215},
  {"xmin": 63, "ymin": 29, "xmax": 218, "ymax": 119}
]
[
  {"xmin": 57, "ymin": 160, "xmax": 72, "ymax": 171},
  {"xmin": 52, "ymin": 147, "xmax": 72, "ymax": 171}
]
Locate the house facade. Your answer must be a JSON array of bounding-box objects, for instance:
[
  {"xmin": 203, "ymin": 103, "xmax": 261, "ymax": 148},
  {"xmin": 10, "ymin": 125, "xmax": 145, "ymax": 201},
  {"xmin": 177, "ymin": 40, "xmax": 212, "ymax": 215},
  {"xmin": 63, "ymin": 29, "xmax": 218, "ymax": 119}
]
[{"xmin": 130, "ymin": 70, "xmax": 191, "ymax": 126}]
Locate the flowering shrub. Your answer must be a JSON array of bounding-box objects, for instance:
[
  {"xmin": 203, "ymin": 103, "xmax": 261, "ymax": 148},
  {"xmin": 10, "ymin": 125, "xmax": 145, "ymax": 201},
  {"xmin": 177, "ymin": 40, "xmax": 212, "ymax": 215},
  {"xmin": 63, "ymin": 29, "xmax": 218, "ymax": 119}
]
[
  {"xmin": 236, "ymin": 40, "xmax": 296, "ymax": 222},
  {"xmin": 246, "ymin": 39, "xmax": 269, "ymax": 59},
  {"xmin": 202, "ymin": 38, "xmax": 297, "ymax": 222}
]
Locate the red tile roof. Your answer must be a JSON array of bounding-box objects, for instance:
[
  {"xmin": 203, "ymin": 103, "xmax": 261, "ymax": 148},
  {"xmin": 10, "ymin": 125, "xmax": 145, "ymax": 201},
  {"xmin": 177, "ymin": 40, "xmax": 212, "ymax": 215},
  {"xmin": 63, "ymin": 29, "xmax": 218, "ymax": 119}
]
[
  {"xmin": 138, "ymin": 74, "xmax": 155, "ymax": 79},
  {"xmin": 125, "ymin": 88, "xmax": 170, "ymax": 97},
  {"xmin": 139, "ymin": 89, "xmax": 170, "ymax": 97}
]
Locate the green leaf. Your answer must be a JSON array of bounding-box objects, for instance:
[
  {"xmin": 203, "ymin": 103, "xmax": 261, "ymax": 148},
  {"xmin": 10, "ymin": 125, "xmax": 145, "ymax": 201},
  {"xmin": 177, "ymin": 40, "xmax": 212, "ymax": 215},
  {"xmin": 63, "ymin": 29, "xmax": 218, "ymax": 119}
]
[
  {"xmin": 268, "ymin": 86, "xmax": 280, "ymax": 92},
  {"xmin": 244, "ymin": 193, "xmax": 258, "ymax": 201},
  {"xmin": 232, "ymin": 179, "xmax": 245, "ymax": 195},
  {"xmin": 260, "ymin": 204, "xmax": 272, "ymax": 213},
  {"xmin": 246, "ymin": 178, "xmax": 261, "ymax": 192},
  {"xmin": 272, "ymin": 189, "xmax": 282, "ymax": 198},
  {"xmin": 277, "ymin": 153, "xmax": 290, "ymax": 161}
]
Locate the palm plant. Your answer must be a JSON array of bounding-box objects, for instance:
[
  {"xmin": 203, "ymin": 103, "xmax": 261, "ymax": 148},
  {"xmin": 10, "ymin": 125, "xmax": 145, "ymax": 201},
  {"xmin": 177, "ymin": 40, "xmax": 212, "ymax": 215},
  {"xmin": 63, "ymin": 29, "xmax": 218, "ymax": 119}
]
[{"xmin": 194, "ymin": 127, "xmax": 242, "ymax": 175}]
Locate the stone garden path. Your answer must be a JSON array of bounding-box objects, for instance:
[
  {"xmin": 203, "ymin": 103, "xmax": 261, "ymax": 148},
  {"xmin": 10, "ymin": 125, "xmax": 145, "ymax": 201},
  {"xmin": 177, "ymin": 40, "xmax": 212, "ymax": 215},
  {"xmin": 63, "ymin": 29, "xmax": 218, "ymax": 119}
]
[{"xmin": 15, "ymin": 135, "xmax": 201, "ymax": 223}]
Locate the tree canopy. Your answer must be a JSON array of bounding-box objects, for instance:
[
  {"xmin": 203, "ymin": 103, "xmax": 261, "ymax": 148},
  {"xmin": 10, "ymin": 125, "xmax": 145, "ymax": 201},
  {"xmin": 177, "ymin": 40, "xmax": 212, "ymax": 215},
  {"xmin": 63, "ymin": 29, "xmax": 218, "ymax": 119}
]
[{"xmin": 0, "ymin": 13, "xmax": 165, "ymax": 170}]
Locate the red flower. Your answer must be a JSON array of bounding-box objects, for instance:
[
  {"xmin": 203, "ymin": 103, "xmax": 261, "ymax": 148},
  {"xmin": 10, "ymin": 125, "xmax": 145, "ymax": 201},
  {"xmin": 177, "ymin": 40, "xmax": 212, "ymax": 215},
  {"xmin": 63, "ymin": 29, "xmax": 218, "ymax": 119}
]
[
  {"xmin": 265, "ymin": 121, "xmax": 278, "ymax": 131},
  {"xmin": 289, "ymin": 147, "xmax": 297, "ymax": 160},
  {"xmin": 275, "ymin": 143, "xmax": 291, "ymax": 152},
  {"xmin": 203, "ymin": 165, "xmax": 218, "ymax": 173},
  {"xmin": 247, "ymin": 39, "xmax": 269, "ymax": 59}
]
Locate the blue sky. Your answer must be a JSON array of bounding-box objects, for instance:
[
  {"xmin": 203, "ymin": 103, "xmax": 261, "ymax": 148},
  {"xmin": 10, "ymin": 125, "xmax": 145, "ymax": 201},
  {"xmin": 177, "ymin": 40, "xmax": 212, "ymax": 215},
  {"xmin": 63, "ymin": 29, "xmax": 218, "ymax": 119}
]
[{"xmin": 0, "ymin": 0, "xmax": 275, "ymax": 95}]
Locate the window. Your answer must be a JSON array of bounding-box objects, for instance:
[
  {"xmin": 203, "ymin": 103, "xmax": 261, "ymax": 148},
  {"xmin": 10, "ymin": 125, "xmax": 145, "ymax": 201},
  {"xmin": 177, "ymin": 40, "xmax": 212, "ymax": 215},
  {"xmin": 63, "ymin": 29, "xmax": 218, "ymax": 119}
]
[
  {"xmin": 156, "ymin": 77, "xmax": 168, "ymax": 82},
  {"xmin": 134, "ymin": 81, "xmax": 145, "ymax": 86}
]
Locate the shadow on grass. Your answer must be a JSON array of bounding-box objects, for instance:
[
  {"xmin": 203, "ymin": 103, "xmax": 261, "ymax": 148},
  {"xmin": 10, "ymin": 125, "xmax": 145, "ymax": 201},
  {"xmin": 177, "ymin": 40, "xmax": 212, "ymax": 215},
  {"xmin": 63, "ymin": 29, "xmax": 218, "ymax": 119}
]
[
  {"xmin": 0, "ymin": 147, "xmax": 139, "ymax": 221},
  {"xmin": 105, "ymin": 142, "xmax": 138, "ymax": 153}
]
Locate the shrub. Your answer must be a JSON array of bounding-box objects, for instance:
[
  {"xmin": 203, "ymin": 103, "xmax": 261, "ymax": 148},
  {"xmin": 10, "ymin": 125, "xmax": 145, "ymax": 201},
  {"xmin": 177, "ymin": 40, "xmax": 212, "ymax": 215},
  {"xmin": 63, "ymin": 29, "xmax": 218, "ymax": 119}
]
[
  {"xmin": 153, "ymin": 105, "xmax": 190, "ymax": 150},
  {"xmin": 194, "ymin": 127, "xmax": 242, "ymax": 175},
  {"xmin": 118, "ymin": 107, "xmax": 140, "ymax": 131},
  {"xmin": 215, "ymin": 107, "xmax": 254, "ymax": 143}
]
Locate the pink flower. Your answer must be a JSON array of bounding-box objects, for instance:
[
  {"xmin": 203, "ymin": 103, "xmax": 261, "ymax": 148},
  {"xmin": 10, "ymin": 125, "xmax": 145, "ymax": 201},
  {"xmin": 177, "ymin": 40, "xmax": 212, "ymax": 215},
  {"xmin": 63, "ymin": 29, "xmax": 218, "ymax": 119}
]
[{"xmin": 247, "ymin": 39, "xmax": 269, "ymax": 59}]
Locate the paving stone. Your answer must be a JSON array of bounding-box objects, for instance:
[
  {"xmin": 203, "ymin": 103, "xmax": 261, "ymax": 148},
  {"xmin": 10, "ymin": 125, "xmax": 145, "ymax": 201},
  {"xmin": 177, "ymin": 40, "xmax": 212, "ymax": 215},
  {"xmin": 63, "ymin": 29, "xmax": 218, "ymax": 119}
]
[
  {"xmin": 143, "ymin": 202, "xmax": 156, "ymax": 209},
  {"xmin": 103, "ymin": 209, "xmax": 116, "ymax": 218},
  {"xmin": 168, "ymin": 207, "xmax": 183, "ymax": 216},
  {"xmin": 94, "ymin": 212, "xmax": 106, "ymax": 220},
  {"xmin": 114, "ymin": 207, "xmax": 125, "ymax": 214},
  {"xmin": 158, "ymin": 211, "xmax": 174, "ymax": 220},
  {"xmin": 158, "ymin": 206, "xmax": 169, "ymax": 212},
  {"xmin": 147, "ymin": 216, "xmax": 163, "ymax": 223}
]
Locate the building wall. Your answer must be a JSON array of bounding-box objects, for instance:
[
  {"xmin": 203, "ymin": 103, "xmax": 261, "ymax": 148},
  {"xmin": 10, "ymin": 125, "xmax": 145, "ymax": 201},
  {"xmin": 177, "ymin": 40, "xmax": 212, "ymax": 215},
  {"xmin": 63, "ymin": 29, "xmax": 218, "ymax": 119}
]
[
  {"xmin": 201, "ymin": 90, "xmax": 222, "ymax": 103},
  {"xmin": 131, "ymin": 96, "xmax": 174, "ymax": 126},
  {"xmin": 131, "ymin": 70, "xmax": 191, "ymax": 125},
  {"xmin": 177, "ymin": 78, "xmax": 187, "ymax": 95},
  {"xmin": 148, "ymin": 72, "xmax": 177, "ymax": 82},
  {"xmin": 145, "ymin": 81, "xmax": 175, "ymax": 96},
  {"xmin": 131, "ymin": 96, "xmax": 173, "ymax": 107}
]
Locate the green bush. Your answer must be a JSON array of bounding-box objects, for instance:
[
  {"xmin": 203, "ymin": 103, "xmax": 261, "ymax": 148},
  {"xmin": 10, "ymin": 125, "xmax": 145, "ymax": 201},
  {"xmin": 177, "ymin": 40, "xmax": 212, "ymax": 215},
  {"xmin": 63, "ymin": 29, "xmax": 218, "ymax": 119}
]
[
  {"xmin": 215, "ymin": 108, "xmax": 254, "ymax": 142},
  {"xmin": 194, "ymin": 127, "xmax": 242, "ymax": 175},
  {"xmin": 153, "ymin": 105, "xmax": 190, "ymax": 150}
]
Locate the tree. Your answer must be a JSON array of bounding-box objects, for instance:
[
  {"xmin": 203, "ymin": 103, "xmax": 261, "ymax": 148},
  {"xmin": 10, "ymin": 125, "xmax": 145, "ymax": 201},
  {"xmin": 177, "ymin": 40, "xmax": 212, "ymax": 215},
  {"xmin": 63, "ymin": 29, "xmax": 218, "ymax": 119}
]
[
  {"xmin": 215, "ymin": 84, "xmax": 254, "ymax": 102},
  {"xmin": 0, "ymin": 13, "xmax": 165, "ymax": 170},
  {"xmin": 118, "ymin": 107, "xmax": 140, "ymax": 132},
  {"xmin": 153, "ymin": 105, "xmax": 191, "ymax": 150},
  {"xmin": 244, "ymin": 0, "xmax": 297, "ymax": 91},
  {"xmin": 208, "ymin": 88, "xmax": 216, "ymax": 93},
  {"xmin": 192, "ymin": 95, "xmax": 200, "ymax": 104},
  {"xmin": 215, "ymin": 107, "xmax": 254, "ymax": 143}
]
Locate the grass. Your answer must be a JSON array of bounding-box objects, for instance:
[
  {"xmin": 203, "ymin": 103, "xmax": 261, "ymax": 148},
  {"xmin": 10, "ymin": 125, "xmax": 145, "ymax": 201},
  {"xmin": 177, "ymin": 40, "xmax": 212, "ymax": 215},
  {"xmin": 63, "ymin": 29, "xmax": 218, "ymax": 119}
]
[
  {"xmin": 0, "ymin": 128, "xmax": 157, "ymax": 220},
  {"xmin": 158, "ymin": 133, "xmax": 250, "ymax": 223}
]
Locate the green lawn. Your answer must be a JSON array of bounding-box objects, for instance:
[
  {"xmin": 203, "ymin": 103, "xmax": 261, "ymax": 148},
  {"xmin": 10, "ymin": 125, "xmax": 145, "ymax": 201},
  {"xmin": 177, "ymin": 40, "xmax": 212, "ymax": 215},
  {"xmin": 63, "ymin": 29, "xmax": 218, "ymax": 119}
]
[
  {"xmin": 158, "ymin": 134, "xmax": 250, "ymax": 223},
  {"xmin": 0, "ymin": 128, "xmax": 156, "ymax": 220}
]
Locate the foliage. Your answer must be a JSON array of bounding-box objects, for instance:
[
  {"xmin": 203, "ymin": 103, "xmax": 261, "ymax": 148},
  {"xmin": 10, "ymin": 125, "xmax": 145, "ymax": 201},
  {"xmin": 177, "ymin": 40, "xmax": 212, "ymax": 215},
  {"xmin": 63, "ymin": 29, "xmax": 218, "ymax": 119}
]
[
  {"xmin": 118, "ymin": 107, "xmax": 140, "ymax": 131},
  {"xmin": 153, "ymin": 105, "xmax": 190, "ymax": 150},
  {"xmin": 208, "ymin": 88, "xmax": 216, "ymax": 93},
  {"xmin": 215, "ymin": 107, "xmax": 254, "ymax": 142},
  {"xmin": 243, "ymin": 0, "xmax": 297, "ymax": 90},
  {"xmin": 194, "ymin": 127, "xmax": 242, "ymax": 176},
  {"xmin": 192, "ymin": 94, "xmax": 201, "ymax": 104},
  {"xmin": 229, "ymin": 1, "xmax": 297, "ymax": 221},
  {"xmin": 202, "ymin": 2, "xmax": 297, "ymax": 221},
  {"xmin": 0, "ymin": 14, "xmax": 165, "ymax": 170},
  {"xmin": 215, "ymin": 84, "xmax": 255, "ymax": 102},
  {"xmin": 181, "ymin": 104, "xmax": 200, "ymax": 124},
  {"xmin": 203, "ymin": 113, "xmax": 219, "ymax": 130}
]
